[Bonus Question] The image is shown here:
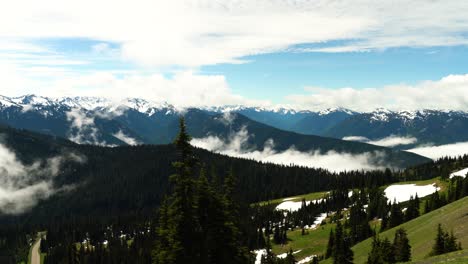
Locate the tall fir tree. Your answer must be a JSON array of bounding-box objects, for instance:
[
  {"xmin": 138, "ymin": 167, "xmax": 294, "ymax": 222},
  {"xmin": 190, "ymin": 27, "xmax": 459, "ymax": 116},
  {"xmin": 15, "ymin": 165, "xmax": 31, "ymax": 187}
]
[
  {"xmin": 333, "ymin": 221, "xmax": 353, "ymax": 264},
  {"xmin": 325, "ymin": 229, "xmax": 335, "ymax": 258},
  {"xmin": 431, "ymin": 224, "xmax": 446, "ymax": 256},
  {"xmin": 153, "ymin": 117, "xmax": 201, "ymax": 264},
  {"xmin": 393, "ymin": 228, "xmax": 411, "ymax": 262}
]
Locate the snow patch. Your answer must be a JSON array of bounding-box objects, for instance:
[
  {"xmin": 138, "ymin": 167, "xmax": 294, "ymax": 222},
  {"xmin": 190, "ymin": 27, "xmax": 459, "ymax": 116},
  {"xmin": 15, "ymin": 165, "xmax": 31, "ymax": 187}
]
[
  {"xmin": 384, "ymin": 183, "xmax": 440, "ymax": 203},
  {"xmin": 254, "ymin": 249, "xmax": 266, "ymax": 264},
  {"xmin": 297, "ymin": 255, "xmax": 317, "ymax": 264},
  {"xmin": 276, "ymin": 199, "xmax": 323, "ymax": 212},
  {"xmin": 450, "ymin": 168, "xmax": 468, "ymax": 179}
]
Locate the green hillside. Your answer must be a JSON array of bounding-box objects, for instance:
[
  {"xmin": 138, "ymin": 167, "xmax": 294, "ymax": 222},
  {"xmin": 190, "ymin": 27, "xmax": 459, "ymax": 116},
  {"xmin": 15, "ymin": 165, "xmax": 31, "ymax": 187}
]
[
  {"xmin": 350, "ymin": 196, "xmax": 468, "ymax": 264},
  {"xmin": 410, "ymin": 249, "xmax": 468, "ymax": 263}
]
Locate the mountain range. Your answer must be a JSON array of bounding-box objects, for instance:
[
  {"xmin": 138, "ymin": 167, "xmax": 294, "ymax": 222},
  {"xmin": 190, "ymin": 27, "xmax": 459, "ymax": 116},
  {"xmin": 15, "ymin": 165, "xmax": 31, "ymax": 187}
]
[
  {"xmin": 1, "ymin": 95, "xmax": 467, "ymax": 148},
  {"xmin": 0, "ymin": 94, "xmax": 435, "ymax": 168}
]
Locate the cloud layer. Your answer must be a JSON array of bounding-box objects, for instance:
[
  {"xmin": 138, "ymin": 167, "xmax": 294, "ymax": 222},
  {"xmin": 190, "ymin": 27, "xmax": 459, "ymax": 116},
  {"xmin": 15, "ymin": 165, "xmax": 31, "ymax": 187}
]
[
  {"xmin": 113, "ymin": 130, "xmax": 140, "ymax": 146},
  {"xmin": 406, "ymin": 142, "xmax": 468, "ymax": 160},
  {"xmin": 343, "ymin": 135, "xmax": 418, "ymax": 147},
  {"xmin": 0, "ymin": 142, "xmax": 84, "ymax": 214},
  {"xmin": 191, "ymin": 128, "xmax": 388, "ymax": 172},
  {"xmin": 2, "ymin": 1, "xmax": 468, "ymax": 67},
  {"xmin": 0, "ymin": 1, "xmax": 468, "ymax": 110}
]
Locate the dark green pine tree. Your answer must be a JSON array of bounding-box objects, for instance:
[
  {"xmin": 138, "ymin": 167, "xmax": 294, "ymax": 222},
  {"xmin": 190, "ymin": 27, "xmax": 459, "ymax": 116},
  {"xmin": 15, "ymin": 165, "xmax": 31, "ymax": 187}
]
[
  {"xmin": 393, "ymin": 228, "xmax": 411, "ymax": 262},
  {"xmin": 333, "ymin": 221, "xmax": 353, "ymax": 264},
  {"xmin": 405, "ymin": 195, "xmax": 420, "ymax": 221},
  {"xmin": 204, "ymin": 167, "xmax": 249, "ymax": 264},
  {"xmin": 367, "ymin": 235, "xmax": 395, "ymax": 264},
  {"xmin": 153, "ymin": 118, "xmax": 249, "ymax": 264},
  {"xmin": 431, "ymin": 224, "xmax": 446, "ymax": 256},
  {"xmin": 381, "ymin": 237, "xmax": 395, "ymax": 264},
  {"xmin": 367, "ymin": 235, "xmax": 384, "ymax": 264},
  {"xmin": 430, "ymin": 224, "xmax": 462, "ymax": 256},
  {"xmin": 153, "ymin": 117, "xmax": 201, "ymax": 264},
  {"xmin": 219, "ymin": 168, "xmax": 250, "ymax": 264},
  {"xmin": 325, "ymin": 229, "xmax": 335, "ymax": 258},
  {"xmin": 445, "ymin": 230, "xmax": 459, "ymax": 253},
  {"xmin": 349, "ymin": 197, "xmax": 372, "ymax": 244},
  {"xmin": 388, "ymin": 199, "xmax": 404, "ymax": 228}
]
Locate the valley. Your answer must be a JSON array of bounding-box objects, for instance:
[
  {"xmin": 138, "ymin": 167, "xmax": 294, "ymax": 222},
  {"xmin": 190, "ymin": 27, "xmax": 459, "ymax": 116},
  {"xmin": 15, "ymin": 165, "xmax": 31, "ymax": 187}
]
[{"xmin": 1, "ymin": 2, "xmax": 468, "ymax": 263}]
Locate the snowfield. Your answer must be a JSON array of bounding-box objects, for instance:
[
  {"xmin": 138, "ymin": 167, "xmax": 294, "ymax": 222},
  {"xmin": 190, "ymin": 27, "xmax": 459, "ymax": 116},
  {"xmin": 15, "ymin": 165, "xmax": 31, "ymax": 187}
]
[
  {"xmin": 450, "ymin": 168, "xmax": 468, "ymax": 179},
  {"xmin": 275, "ymin": 199, "xmax": 323, "ymax": 212},
  {"xmin": 384, "ymin": 183, "xmax": 440, "ymax": 203}
]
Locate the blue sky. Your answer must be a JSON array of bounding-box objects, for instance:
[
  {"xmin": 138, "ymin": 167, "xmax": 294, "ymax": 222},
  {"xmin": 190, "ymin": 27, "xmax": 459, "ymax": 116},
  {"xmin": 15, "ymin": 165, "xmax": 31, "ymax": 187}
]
[
  {"xmin": 0, "ymin": 1, "xmax": 467, "ymax": 111},
  {"xmin": 204, "ymin": 45, "xmax": 468, "ymax": 103}
]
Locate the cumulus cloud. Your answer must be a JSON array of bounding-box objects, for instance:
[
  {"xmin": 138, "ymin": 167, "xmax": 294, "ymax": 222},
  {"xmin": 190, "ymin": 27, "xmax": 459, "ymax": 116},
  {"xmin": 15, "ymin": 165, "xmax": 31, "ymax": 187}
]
[
  {"xmin": 343, "ymin": 135, "xmax": 418, "ymax": 147},
  {"xmin": 0, "ymin": 142, "xmax": 85, "ymax": 214},
  {"xmin": 66, "ymin": 108, "xmax": 102, "ymax": 145},
  {"xmin": 287, "ymin": 74, "xmax": 468, "ymax": 111},
  {"xmin": 2, "ymin": 1, "xmax": 468, "ymax": 67},
  {"xmin": 113, "ymin": 130, "xmax": 140, "ymax": 146},
  {"xmin": 0, "ymin": 70, "xmax": 269, "ymax": 109},
  {"xmin": 66, "ymin": 108, "xmax": 141, "ymax": 146},
  {"xmin": 406, "ymin": 142, "xmax": 468, "ymax": 160},
  {"xmin": 1, "ymin": 2, "xmax": 468, "ymax": 111},
  {"xmin": 191, "ymin": 128, "xmax": 388, "ymax": 172}
]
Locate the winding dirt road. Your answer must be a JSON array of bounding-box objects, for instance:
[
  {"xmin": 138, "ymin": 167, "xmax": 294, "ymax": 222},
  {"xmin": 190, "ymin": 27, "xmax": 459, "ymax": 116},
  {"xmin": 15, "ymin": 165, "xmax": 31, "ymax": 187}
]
[{"xmin": 31, "ymin": 238, "xmax": 41, "ymax": 264}]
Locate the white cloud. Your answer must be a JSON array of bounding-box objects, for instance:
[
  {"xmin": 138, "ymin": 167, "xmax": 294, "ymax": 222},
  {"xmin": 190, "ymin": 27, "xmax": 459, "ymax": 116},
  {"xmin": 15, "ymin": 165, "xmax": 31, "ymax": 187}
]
[
  {"xmin": 287, "ymin": 74, "xmax": 468, "ymax": 111},
  {"xmin": 0, "ymin": 69, "xmax": 269, "ymax": 108},
  {"xmin": 113, "ymin": 130, "xmax": 140, "ymax": 146},
  {"xmin": 343, "ymin": 136, "xmax": 370, "ymax": 142},
  {"xmin": 343, "ymin": 135, "xmax": 418, "ymax": 147},
  {"xmin": 0, "ymin": 2, "xmax": 467, "ymax": 110},
  {"xmin": 406, "ymin": 142, "xmax": 468, "ymax": 160},
  {"xmin": 191, "ymin": 128, "xmax": 389, "ymax": 172},
  {"xmin": 0, "ymin": 142, "xmax": 84, "ymax": 214},
  {"xmin": 1, "ymin": 1, "xmax": 468, "ymax": 67},
  {"xmin": 66, "ymin": 108, "xmax": 103, "ymax": 145}
]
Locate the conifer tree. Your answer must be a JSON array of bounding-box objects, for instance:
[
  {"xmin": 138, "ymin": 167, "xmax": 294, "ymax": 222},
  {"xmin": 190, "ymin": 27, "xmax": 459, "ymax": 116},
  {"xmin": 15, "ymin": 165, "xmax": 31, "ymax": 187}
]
[
  {"xmin": 367, "ymin": 235, "xmax": 395, "ymax": 264},
  {"xmin": 325, "ymin": 229, "xmax": 335, "ymax": 258},
  {"xmin": 405, "ymin": 195, "xmax": 419, "ymax": 221},
  {"xmin": 333, "ymin": 221, "xmax": 353, "ymax": 264},
  {"xmin": 430, "ymin": 224, "xmax": 462, "ymax": 256},
  {"xmin": 431, "ymin": 224, "xmax": 446, "ymax": 256},
  {"xmin": 388, "ymin": 199, "xmax": 404, "ymax": 228},
  {"xmin": 153, "ymin": 118, "xmax": 249, "ymax": 264},
  {"xmin": 153, "ymin": 117, "xmax": 201, "ymax": 264},
  {"xmin": 393, "ymin": 228, "xmax": 411, "ymax": 262}
]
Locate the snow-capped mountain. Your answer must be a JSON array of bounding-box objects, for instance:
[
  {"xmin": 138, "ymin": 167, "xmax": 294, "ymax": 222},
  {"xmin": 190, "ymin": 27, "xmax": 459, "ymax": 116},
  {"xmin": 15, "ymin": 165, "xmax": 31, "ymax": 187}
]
[
  {"xmin": 0, "ymin": 94, "xmax": 466, "ymax": 148},
  {"xmin": 325, "ymin": 109, "xmax": 468, "ymax": 147}
]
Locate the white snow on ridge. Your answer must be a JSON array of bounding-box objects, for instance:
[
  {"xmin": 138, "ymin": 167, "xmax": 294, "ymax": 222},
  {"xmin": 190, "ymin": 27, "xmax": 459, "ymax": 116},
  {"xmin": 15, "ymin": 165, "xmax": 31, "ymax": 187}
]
[
  {"xmin": 450, "ymin": 168, "xmax": 468, "ymax": 179},
  {"xmin": 276, "ymin": 199, "xmax": 323, "ymax": 212},
  {"xmin": 276, "ymin": 201, "xmax": 310, "ymax": 212},
  {"xmin": 384, "ymin": 183, "xmax": 440, "ymax": 203}
]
